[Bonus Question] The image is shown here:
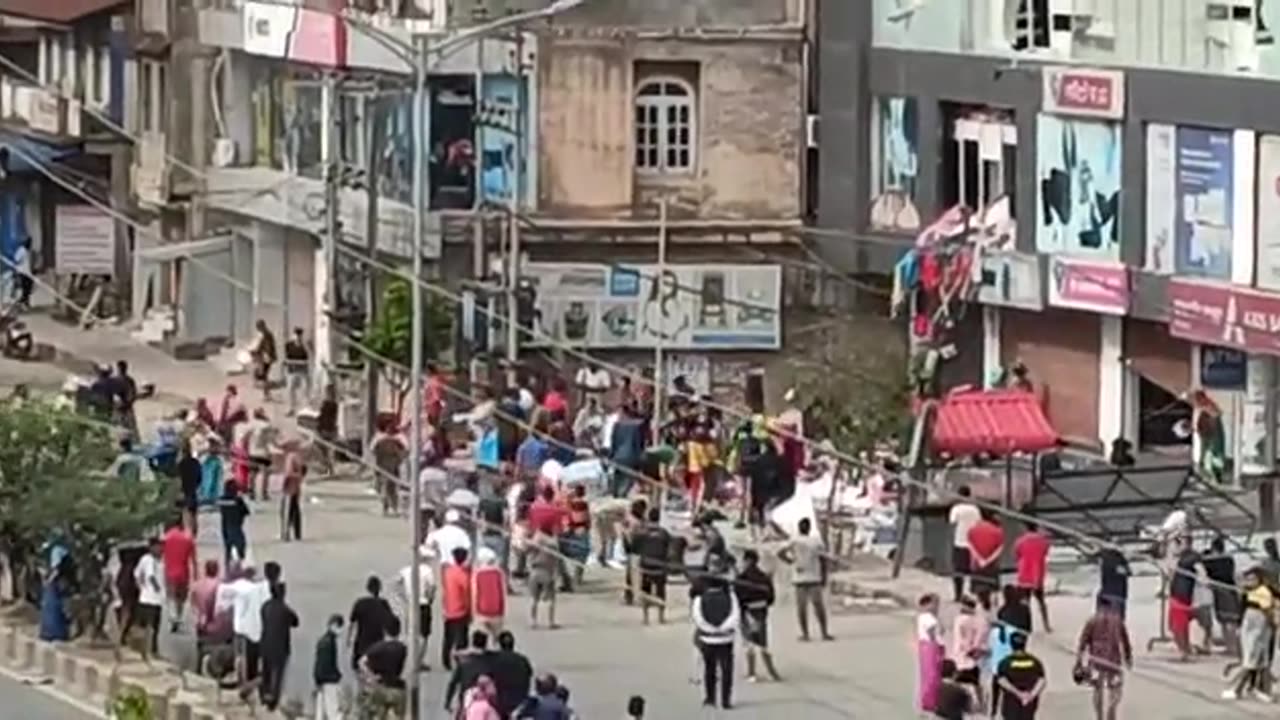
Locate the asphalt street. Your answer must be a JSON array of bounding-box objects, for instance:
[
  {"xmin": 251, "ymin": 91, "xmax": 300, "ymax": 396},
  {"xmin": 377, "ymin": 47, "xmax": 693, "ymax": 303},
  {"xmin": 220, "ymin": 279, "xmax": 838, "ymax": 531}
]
[
  {"xmin": 142, "ymin": 489, "xmax": 1265, "ymax": 720},
  {"xmin": 0, "ymin": 672, "xmax": 100, "ymax": 719}
]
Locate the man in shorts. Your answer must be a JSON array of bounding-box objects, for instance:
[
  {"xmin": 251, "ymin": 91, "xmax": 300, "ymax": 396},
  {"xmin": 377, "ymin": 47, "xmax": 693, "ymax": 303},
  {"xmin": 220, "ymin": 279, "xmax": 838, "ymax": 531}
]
[
  {"xmin": 1075, "ymin": 594, "xmax": 1132, "ymax": 720},
  {"xmin": 131, "ymin": 537, "xmax": 165, "ymax": 658},
  {"xmin": 162, "ymin": 517, "xmax": 197, "ymax": 633},
  {"xmin": 528, "ymin": 531, "xmax": 559, "ymax": 629},
  {"xmin": 633, "ymin": 508, "xmax": 672, "ymax": 625}
]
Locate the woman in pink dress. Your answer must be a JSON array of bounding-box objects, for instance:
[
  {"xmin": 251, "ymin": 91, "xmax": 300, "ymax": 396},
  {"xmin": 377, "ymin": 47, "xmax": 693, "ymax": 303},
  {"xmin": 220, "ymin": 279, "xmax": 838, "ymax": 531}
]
[
  {"xmin": 461, "ymin": 675, "xmax": 501, "ymax": 720},
  {"xmin": 915, "ymin": 592, "xmax": 944, "ymax": 712}
]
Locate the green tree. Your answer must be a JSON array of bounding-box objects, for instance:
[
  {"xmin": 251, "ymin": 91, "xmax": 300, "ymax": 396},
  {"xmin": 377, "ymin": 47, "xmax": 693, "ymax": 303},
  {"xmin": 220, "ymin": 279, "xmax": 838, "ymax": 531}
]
[
  {"xmin": 0, "ymin": 398, "xmax": 175, "ymax": 639},
  {"xmin": 363, "ymin": 276, "xmax": 454, "ymax": 417}
]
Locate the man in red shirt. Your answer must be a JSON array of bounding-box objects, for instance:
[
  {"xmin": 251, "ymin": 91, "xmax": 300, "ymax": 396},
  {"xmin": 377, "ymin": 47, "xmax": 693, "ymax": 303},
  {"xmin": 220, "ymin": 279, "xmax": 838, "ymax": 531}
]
[
  {"xmin": 440, "ymin": 547, "xmax": 473, "ymax": 670},
  {"xmin": 966, "ymin": 510, "xmax": 1005, "ymax": 612},
  {"xmin": 527, "ymin": 485, "xmax": 566, "ymax": 537},
  {"xmin": 161, "ymin": 517, "xmax": 197, "ymax": 633},
  {"xmin": 1015, "ymin": 521, "xmax": 1053, "ymax": 633}
]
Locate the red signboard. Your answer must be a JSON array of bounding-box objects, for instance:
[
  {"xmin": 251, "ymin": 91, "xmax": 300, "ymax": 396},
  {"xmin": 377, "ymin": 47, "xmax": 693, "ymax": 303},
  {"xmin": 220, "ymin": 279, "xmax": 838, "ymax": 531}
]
[
  {"xmin": 1168, "ymin": 279, "xmax": 1280, "ymax": 355},
  {"xmin": 1042, "ymin": 66, "xmax": 1125, "ymax": 120}
]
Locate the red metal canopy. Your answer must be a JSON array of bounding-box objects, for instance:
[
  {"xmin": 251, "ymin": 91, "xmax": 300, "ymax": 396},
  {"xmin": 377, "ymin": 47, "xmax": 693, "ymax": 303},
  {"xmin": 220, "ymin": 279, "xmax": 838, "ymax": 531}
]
[{"xmin": 930, "ymin": 388, "xmax": 1059, "ymax": 456}]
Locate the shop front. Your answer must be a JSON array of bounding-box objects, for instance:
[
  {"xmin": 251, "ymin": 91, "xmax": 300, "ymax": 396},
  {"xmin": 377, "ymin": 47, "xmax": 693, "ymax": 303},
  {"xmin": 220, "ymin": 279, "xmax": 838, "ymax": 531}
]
[
  {"xmin": 1123, "ymin": 318, "xmax": 1193, "ymax": 451},
  {"xmin": 1168, "ymin": 279, "xmax": 1279, "ymax": 478}
]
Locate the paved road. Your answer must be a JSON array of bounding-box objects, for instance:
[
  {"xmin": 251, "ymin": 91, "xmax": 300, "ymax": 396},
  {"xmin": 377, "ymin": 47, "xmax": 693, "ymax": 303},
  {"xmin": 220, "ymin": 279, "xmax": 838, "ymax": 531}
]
[
  {"xmin": 126, "ymin": 488, "xmax": 1258, "ymax": 720},
  {"xmin": 0, "ymin": 672, "xmax": 99, "ymax": 719}
]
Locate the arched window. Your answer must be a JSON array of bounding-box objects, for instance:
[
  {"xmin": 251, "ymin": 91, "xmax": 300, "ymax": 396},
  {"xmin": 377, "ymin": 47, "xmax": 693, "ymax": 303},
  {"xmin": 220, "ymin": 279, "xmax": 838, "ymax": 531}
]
[{"xmin": 634, "ymin": 77, "xmax": 695, "ymax": 173}]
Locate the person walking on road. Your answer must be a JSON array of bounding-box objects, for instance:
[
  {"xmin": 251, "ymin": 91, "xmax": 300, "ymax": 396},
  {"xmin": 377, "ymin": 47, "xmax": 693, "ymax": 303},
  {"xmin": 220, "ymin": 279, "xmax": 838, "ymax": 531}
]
[
  {"xmin": 967, "ymin": 510, "xmax": 1005, "ymax": 612},
  {"xmin": 915, "ymin": 592, "xmax": 944, "ymax": 714},
  {"xmin": 397, "ymin": 546, "xmax": 437, "ymax": 672},
  {"xmin": 777, "ymin": 517, "xmax": 833, "ymax": 641},
  {"xmin": 527, "ymin": 531, "xmax": 560, "ymax": 630},
  {"xmin": 348, "ymin": 575, "xmax": 395, "ymax": 672},
  {"xmin": 283, "ymin": 327, "xmax": 311, "ymax": 416},
  {"xmin": 130, "ymin": 537, "xmax": 165, "ymax": 659},
  {"xmin": 358, "ymin": 616, "xmax": 409, "ymax": 719},
  {"xmin": 491, "ymin": 631, "xmax": 534, "ymax": 718},
  {"xmin": 1014, "ymin": 521, "xmax": 1052, "ymax": 633},
  {"xmin": 161, "ymin": 517, "xmax": 197, "ymax": 633},
  {"xmin": 735, "ymin": 548, "xmax": 781, "ymax": 682},
  {"xmin": 259, "ymin": 581, "xmax": 299, "ymax": 711},
  {"xmin": 250, "ymin": 320, "xmax": 278, "ymax": 402},
  {"xmin": 691, "ymin": 574, "xmax": 740, "ymax": 709},
  {"xmin": 995, "ymin": 631, "xmax": 1047, "ymax": 720},
  {"xmin": 313, "ymin": 613, "xmax": 344, "ymax": 720},
  {"xmin": 218, "ymin": 482, "xmax": 250, "ymax": 566},
  {"xmin": 1222, "ymin": 566, "xmax": 1276, "ymax": 702},
  {"xmin": 442, "ymin": 547, "xmax": 474, "ymax": 669},
  {"xmin": 1075, "ymin": 594, "xmax": 1132, "ymax": 720},
  {"xmin": 279, "ymin": 440, "xmax": 306, "ymax": 541},
  {"xmin": 633, "ymin": 507, "xmax": 672, "ymax": 626},
  {"xmin": 473, "ymin": 547, "xmax": 507, "ymax": 639}
]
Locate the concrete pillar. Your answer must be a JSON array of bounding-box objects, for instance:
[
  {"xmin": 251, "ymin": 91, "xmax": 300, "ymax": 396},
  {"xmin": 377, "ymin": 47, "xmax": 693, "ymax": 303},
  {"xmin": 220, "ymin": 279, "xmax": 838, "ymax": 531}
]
[
  {"xmin": 1097, "ymin": 315, "xmax": 1125, "ymax": 448},
  {"xmin": 981, "ymin": 305, "xmax": 1001, "ymax": 387},
  {"xmin": 1241, "ymin": 355, "xmax": 1276, "ymax": 476}
]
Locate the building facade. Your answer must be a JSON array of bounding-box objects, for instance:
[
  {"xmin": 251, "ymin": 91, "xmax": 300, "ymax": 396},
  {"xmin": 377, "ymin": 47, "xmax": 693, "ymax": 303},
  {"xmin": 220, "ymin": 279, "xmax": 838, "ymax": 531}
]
[
  {"xmin": 818, "ymin": 0, "xmax": 1280, "ymax": 473},
  {"xmin": 0, "ymin": 0, "xmax": 133, "ymax": 312},
  {"xmin": 104, "ymin": 0, "xmax": 812, "ymax": 398}
]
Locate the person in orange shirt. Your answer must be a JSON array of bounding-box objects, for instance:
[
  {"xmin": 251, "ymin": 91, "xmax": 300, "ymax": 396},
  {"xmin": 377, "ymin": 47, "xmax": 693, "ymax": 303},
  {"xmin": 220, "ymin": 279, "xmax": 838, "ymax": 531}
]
[
  {"xmin": 279, "ymin": 440, "xmax": 306, "ymax": 542},
  {"xmin": 472, "ymin": 548, "xmax": 507, "ymax": 640},
  {"xmin": 441, "ymin": 546, "xmax": 473, "ymax": 670}
]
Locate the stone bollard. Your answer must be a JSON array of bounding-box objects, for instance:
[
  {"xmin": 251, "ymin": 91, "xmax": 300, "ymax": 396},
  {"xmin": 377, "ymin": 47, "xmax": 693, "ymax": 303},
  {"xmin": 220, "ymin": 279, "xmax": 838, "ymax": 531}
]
[
  {"xmin": 18, "ymin": 636, "xmax": 35, "ymax": 669},
  {"xmin": 58, "ymin": 650, "xmax": 77, "ymax": 686},
  {"xmin": 82, "ymin": 663, "xmax": 102, "ymax": 698},
  {"xmin": 38, "ymin": 643, "xmax": 56, "ymax": 677},
  {"xmin": 1, "ymin": 625, "xmax": 16, "ymax": 664}
]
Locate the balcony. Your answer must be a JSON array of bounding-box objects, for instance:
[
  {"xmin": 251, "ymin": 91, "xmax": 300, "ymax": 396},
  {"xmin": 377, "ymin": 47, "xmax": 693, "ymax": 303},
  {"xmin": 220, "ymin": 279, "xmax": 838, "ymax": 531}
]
[
  {"xmin": 138, "ymin": 0, "xmax": 171, "ymax": 37},
  {"xmin": 0, "ymin": 79, "xmax": 82, "ymax": 139},
  {"xmin": 873, "ymin": 0, "xmax": 1280, "ymax": 79},
  {"xmin": 197, "ymin": 0, "xmax": 443, "ymax": 74}
]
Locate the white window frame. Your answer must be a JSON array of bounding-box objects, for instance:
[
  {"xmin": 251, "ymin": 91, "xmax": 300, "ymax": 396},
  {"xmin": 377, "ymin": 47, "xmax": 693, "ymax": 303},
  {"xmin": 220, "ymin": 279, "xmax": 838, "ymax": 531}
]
[
  {"xmin": 139, "ymin": 59, "xmax": 166, "ymax": 133},
  {"xmin": 84, "ymin": 46, "xmax": 110, "ymax": 108},
  {"xmin": 951, "ymin": 118, "xmax": 1017, "ymax": 212},
  {"xmin": 633, "ymin": 75, "xmax": 696, "ymax": 175},
  {"xmin": 38, "ymin": 34, "xmax": 68, "ymax": 87}
]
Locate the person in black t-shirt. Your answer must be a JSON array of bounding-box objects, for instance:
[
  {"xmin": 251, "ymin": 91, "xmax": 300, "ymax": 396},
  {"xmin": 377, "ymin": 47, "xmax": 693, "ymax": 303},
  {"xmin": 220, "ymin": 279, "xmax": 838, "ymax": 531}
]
[
  {"xmin": 1167, "ymin": 547, "xmax": 1203, "ymax": 661},
  {"xmin": 997, "ymin": 584, "xmax": 1033, "ymax": 640},
  {"xmin": 1094, "ymin": 545, "xmax": 1130, "ymax": 619},
  {"xmin": 358, "ymin": 616, "xmax": 408, "ymax": 719},
  {"xmin": 996, "ymin": 632, "xmax": 1046, "ymax": 720},
  {"xmin": 347, "ymin": 575, "xmax": 395, "ymax": 670},
  {"xmin": 634, "ymin": 508, "xmax": 672, "ymax": 625},
  {"xmin": 934, "ymin": 659, "xmax": 973, "ymax": 720}
]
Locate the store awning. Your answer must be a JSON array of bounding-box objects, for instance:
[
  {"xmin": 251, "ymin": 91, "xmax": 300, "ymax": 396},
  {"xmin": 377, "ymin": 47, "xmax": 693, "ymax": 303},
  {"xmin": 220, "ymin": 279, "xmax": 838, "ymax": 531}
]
[
  {"xmin": 0, "ymin": 131, "xmax": 80, "ymax": 174},
  {"xmin": 930, "ymin": 388, "xmax": 1059, "ymax": 456}
]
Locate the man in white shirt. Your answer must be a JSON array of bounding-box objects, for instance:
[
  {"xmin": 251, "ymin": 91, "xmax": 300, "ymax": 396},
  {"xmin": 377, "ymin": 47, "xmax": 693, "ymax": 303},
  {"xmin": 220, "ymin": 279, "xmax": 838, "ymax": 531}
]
[
  {"xmin": 397, "ymin": 546, "xmax": 438, "ymax": 670},
  {"xmin": 574, "ymin": 363, "xmax": 611, "ymax": 407},
  {"xmin": 229, "ymin": 563, "xmax": 270, "ymax": 684},
  {"xmin": 244, "ymin": 409, "xmax": 278, "ymax": 501},
  {"xmin": 425, "ymin": 509, "xmax": 472, "ymax": 566},
  {"xmin": 948, "ymin": 485, "xmax": 982, "ymax": 602},
  {"xmin": 130, "ymin": 537, "xmax": 165, "ymax": 659}
]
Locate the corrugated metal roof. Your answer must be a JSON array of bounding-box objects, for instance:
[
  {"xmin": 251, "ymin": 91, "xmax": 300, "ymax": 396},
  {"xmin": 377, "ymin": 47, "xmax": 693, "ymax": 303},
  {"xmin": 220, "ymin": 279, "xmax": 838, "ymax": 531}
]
[
  {"xmin": 0, "ymin": 0, "xmax": 128, "ymax": 24},
  {"xmin": 930, "ymin": 389, "xmax": 1060, "ymax": 457}
]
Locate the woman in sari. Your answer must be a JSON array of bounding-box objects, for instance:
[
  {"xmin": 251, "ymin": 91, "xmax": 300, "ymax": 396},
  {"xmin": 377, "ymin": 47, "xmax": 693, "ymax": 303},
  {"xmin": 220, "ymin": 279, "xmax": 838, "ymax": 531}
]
[{"xmin": 915, "ymin": 592, "xmax": 944, "ymax": 713}]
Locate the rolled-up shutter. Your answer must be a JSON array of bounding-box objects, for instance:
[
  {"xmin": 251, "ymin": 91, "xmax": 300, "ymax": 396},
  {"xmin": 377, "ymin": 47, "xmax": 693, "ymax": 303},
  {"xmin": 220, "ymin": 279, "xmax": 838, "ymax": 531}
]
[{"xmin": 1124, "ymin": 319, "xmax": 1191, "ymax": 394}]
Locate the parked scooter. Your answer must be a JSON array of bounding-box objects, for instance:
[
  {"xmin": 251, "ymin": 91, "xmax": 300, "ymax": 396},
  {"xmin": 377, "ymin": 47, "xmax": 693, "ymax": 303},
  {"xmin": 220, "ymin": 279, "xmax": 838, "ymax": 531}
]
[{"xmin": 0, "ymin": 306, "xmax": 33, "ymax": 359}]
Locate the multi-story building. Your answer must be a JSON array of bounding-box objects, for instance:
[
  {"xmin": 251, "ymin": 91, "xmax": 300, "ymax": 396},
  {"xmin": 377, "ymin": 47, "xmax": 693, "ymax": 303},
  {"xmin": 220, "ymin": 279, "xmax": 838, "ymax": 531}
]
[
  {"xmin": 0, "ymin": 0, "xmax": 131, "ymax": 310},
  {"xmin": 818, "ymin": 0, "xmax": 1280, "ymax": 475},
  {"xmin": 126, "ymin": 0, "xmax": 810, "ymax": 399}
]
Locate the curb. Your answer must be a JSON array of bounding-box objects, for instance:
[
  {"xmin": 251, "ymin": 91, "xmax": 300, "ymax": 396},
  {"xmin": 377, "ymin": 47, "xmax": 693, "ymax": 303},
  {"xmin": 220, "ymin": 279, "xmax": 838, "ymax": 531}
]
[
  {"xmin": 0, "ymin": 619, "xmax": 227, "ymax": 720},
  {"xmin": 828, "ymin": 574, "xmax": 913, "ymax": 608}
]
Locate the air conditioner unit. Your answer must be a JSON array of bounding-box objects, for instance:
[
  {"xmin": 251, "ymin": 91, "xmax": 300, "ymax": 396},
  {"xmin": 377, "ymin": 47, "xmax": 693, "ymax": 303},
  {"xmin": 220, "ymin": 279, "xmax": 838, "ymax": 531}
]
[
  {"xmin": 806, "ymin": 114, "xmax": 819, "ymax": 149},
  {"xmin": 1207, "ymin": 1, "xmax": 1259, "ymax": 71},
  {"xmin": 211, "ymin": 137, "xmax": 237, "ymax": 168}
]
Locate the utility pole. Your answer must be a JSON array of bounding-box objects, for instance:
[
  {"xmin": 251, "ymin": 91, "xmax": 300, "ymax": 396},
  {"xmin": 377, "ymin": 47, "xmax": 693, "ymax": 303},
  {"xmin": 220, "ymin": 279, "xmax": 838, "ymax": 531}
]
[
  {"xmin": 320, "ymin": 73, "xmax": 340, "ymax": 373},
  {"xmin": 407, "ymin": 35, "xmax": 428, "ymax": 720},
  {"xmin": 652, "ymin": 196, "xmax": 668, "ymax": 446},
  {"xmin": 364, "ymin": 94, "xmax": 387, "ymax": 446},
  {"xmin": 504, "ymin": 31, "xmax": 524, "ymax": 387}
]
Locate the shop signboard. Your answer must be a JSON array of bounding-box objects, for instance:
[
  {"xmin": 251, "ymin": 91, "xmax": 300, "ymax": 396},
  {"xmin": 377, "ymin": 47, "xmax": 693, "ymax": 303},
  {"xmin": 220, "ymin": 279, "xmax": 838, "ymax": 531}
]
[
  {"xmin": 1047, "ymin": 256, "xmax": 1129, "ymax": 315},
  {"xmin": 1169, "ymin": 279, "xmax": 1280, "ymax": 355},
  {"xmin": 242, "ymin": 1, "xmax": 345, "ymax": 67},
  {"xmin": 1042, "ymin": 66, "xmax": 1125, "ymax": 120},
  {"xmin": 1199, "ymin": 346, "xmax": 1247, "ymax": 390},
  {"xmin": 522, "ymin": 263, "xmax": 782, "ymax": 350},
  {"xmin": 1173, "ymin": 126, "xmax": 1234, "ymax": 280},
  {"xmin": 55, "ymin": 205, "xmax": 115, "ymax": 276}
]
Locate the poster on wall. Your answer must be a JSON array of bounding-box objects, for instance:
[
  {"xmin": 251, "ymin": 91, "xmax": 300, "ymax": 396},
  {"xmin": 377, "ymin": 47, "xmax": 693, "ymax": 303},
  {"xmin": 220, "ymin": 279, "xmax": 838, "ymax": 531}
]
[
  {"xmin": 1174, "ymin": 126, "xmax": 1233, "ymax": 279},
  {"xmin": 868, "ymin": 96, "xmax": 921, "ymax": 233},
  {"xmin": 1145, "ymin": 123, "xmax": 1176, "ymax": 274},
  {"xmin": 524, "ymin": 263, "xmax": 781, "ymax": 350},
  {"xmin": 55, "ymin": 205, "xmax": 115, "ymax": 276},
  {"xmin": 1256, "ymin": 135, "xmax": 1280, "ymax": 291},
  {"xmin": 1035, "ymin": 115, "xmax": 1122, "ymax": 259}
]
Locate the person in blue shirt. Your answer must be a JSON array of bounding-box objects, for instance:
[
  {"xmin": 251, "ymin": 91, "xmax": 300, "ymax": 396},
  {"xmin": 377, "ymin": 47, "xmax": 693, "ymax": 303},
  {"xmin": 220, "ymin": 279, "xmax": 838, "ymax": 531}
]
[{"xmin": 515, "ymin": 412, "xmax": 551, "ymax": 483}]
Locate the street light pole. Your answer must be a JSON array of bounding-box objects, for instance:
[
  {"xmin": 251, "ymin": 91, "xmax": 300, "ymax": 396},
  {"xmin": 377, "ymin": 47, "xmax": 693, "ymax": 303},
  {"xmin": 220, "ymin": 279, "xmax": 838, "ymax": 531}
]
[
  {"xmin": 406, "ymin": 35, "xmax": 427, "ymax": 720},
  {"xmin": 652, "ymin": 196, "xmax": 668, "ymax": 444},
  {"xmin": 505, "ymin": 32, "xmax": 525, "ymax": 386}
]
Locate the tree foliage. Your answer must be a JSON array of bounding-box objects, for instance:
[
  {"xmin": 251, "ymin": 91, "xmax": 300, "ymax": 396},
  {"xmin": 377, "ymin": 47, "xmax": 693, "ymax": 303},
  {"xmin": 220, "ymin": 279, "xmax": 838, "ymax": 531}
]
[
  {"xmin": 790, "ymin": 318, "xmax": 911, "ymax": 459},
  {"xmin": 363, "ymin": 276, "xmax": 454, "ymax": 414},
  {"xmin": 0, "ymin": 398, "xmax": 175, "ymax": 636}
]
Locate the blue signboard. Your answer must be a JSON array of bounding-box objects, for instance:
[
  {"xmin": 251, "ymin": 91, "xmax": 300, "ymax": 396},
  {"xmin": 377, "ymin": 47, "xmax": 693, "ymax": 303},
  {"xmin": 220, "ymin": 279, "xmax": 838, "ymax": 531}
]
[
  {"xmin": 1174, "ymin": 126, "xmax": 1233, "ymax": 279},
  {"xmin": 1200, "ymin": 345, "xmax": 1247, "ymax": 390}
]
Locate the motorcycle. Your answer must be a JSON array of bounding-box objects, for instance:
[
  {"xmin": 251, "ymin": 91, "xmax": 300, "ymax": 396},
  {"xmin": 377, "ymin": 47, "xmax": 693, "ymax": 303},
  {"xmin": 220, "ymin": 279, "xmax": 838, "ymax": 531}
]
[{"xmin": 0, "ymin": 306, "xmax": 33, "ymax": 359}]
